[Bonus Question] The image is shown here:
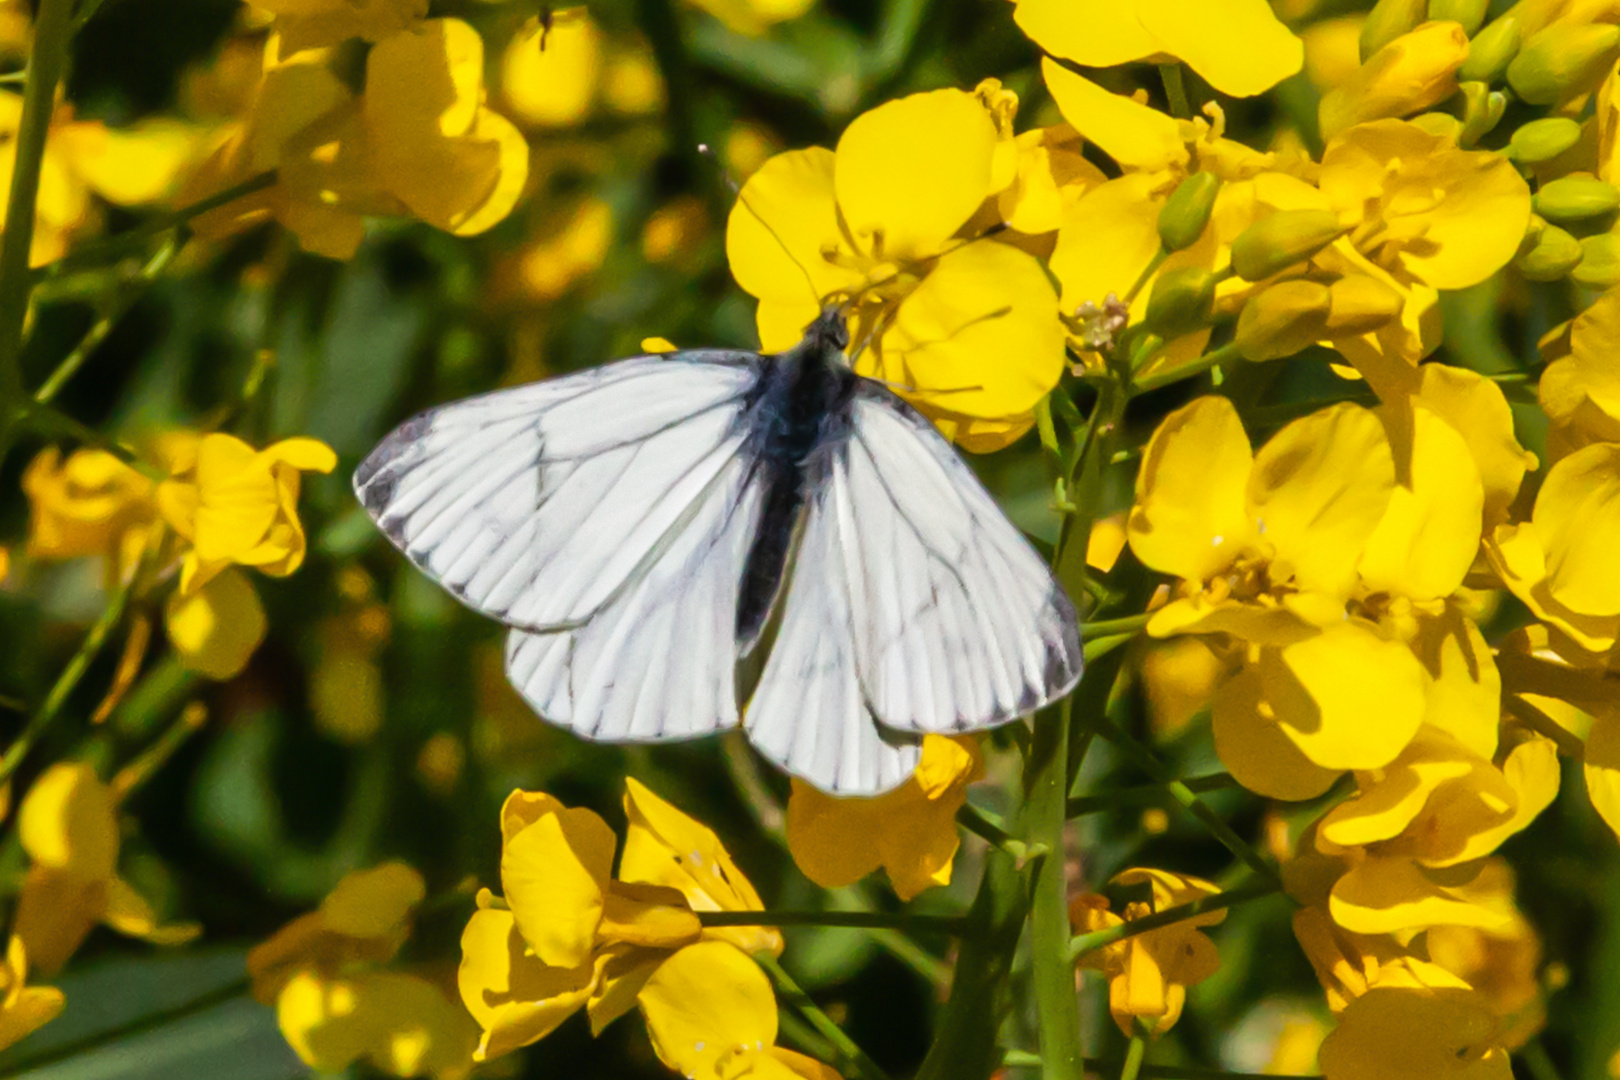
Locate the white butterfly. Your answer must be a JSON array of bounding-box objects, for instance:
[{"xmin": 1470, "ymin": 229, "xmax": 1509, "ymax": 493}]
[{"xmin": 353, "ymin": 310, "xmax": 1081, "ymax": 795}]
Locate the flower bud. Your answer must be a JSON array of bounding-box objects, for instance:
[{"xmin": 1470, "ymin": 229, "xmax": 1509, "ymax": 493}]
[
  {"xmin": 1506, "ymin": 22, "xmax": 1620, "ymax": 105},
  {"xmin": 1517, "ymin": 214, "xmax": 1547, "ymax": 256},
  {"xmin": 1143, "ymin": 266, "xmax": 1217, "ymax": 338},
  {"xmin": 1320, "ymin": 21, "xmax": 1470, "ymax": 139},
  {"xmin": 1230, "ymin": 210, "xmax": 1345, "ymax": 282},
  {"xmin": 1158, "ymin": 173, "xmax": 1222, "ymax": 253},
  {"xmin": 1515, "ymin": 223, "xmax": 1582, "ymax": 280},
  {"xmin": 1362, "ymin": 0, "xmax": 1429, "ymax": 60},
  {"xmin": 1428, "ymin": 0, "xmax": 1487, "ymax": 35},
  {"xmin": 1573, "ymin": 234, "xmax": 1620, "ymax": 289},
  {"xmin": 1508, "ymin": 116, "xmax": 1583, "ymax": 164},
  {"xmin": 1325, "ymin": 274, "xmax": 1404, "ymax": 334},
  {"xmin": 1235, "ymin": 281, "xmax": 1332, "ymax": 362},
  {"xmin": 1458, "ymin": 81, "xmax": 1506, "ymax": 145},
  {"xmin": 1534, "ymin": 176, "xmax": 1620, "ymax": 223},
  {"xmin": 1458, "ymin": 16, "xmax": 1520, "ymax": 84}
]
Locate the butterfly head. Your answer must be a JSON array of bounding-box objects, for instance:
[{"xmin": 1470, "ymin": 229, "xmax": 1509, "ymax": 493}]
[{"xmin": 803, "ymin": 306, "xmax": 850, "ymax": 360}]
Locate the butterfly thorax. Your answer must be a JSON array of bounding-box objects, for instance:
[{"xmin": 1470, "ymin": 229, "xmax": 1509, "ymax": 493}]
[{"xmin": 734, "ymin": 314, "xmax": 857, "ymax": 647}]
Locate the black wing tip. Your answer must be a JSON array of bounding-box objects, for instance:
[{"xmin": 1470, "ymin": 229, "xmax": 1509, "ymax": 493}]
[{"xmin": 353, "ymin": 413, "xmax": 433, "ymax": 499}]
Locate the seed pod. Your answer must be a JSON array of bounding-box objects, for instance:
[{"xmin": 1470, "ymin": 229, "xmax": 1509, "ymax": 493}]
[
  {"xmin": 1235, "ymin": 281, "xmax": 1333, "ymax": 362},
  {"xmin": 1143, "ymin": 266, "xmax": 1218, "ymax": 339},
  {"xmin": 1507, "ymin": 22, "xmax": 1620, "ymax": 105},
  {"xmin": 1458, "ymin": 16, "xmax": 1520, "ymax": 84},
  {"xmin": 1534, "ymin": 176, "xmax": 1620, "ymax": 224},
  {"xmin": 1229, "ymin": 210, "xmax": 1345, "ymax": 282},
  {"xmin": 1515, "ymin": 224, "xmax": 1582, "ymax": 281},
  {"xmin": 1158, "ymin": 173, "xmax": 1222, "ymax": 253},
  {"xmin": 1459, "ymin": 82, "xmax": 1506, "ymax": 145},
  {"xmin": 1508, "ymin": 117, "xmax": 1583, "ymax": 164},
  {"xmin": 1573, "ymin": 234, "xmax": 1620, "ymax": 289}
]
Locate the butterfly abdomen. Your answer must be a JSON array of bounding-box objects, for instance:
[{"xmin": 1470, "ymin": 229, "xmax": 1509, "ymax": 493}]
[{"xmin": 735, "ymin": 334, "xmax": 857, "ymax": 646}]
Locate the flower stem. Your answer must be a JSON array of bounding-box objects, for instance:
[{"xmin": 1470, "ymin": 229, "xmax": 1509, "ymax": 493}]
[
  {"xmin": 1119, "ymin": 1026, "xmax": 1149, "ymax": 1080},
  {"xmin": 699, "ymin": 909, "xmax": 968, "ymax": 934},
  {"xmin": 1131, "ymin": 341, "xmax": 1243, "ymax": 395},
  {"xmin": 1069, "ymin": 879, "xmax": 1278, "ymax": 961},
  {"xmin": 1505, "ymin": 696, "xmax": 1586, "ymax": 761},
  {"xmin": 0, "ymin": 0, "xmax": 73, "ymax": 446},
  {"xmin": 1159, "ymin": 64, "xmax": 1191, "ymax": 119},
  {"xmin": 1080, "ymin": 613, "xmax": 1152, "ymax": 638},
  {"xmin": 1066, "ymin": 773, "xmax": 1239, "ymax": 818},
  {"xmin": 756, "ymin": 953, "xmax": 894, "ymax": 1080}
]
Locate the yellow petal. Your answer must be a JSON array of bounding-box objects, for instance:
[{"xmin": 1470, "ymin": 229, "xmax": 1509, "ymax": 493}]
[
  {"xmin": 101, "ymin": 876, "xmax": 201, "ymax": 946},
  {"xmin": 502, "ymin": 807, "xmax": 615, "ymax": 969},
  {"xmin": 1329, "ymin": 856, "xmax": 1516, "ymax": 935},
  {"xmin": 1011, "ymin": 0, "xmax": 1159, "ymax": 66},
  {"xmin": 1532, "ymin": 443, "xmax": 1620, "ymax": 616},
  {"xmin": 727, "ymin": 148, "xmax": 862, "ymax": 306},
  {"xmin": 278, "ymin": 970, "xmax": 477, "ymax": 1079},
  {"xmin": 1248, "ymin": 404, "xmax": 1394, "ymax": 598},
  {"xmin": 1265, "ymin": 624, "xmax": 1426, "ymax": 770},
  {"xmin": 1358, "ymin": 406, "xmax": 1484, "ymax": 602},
  {"xmin": 446, "ymin": 107, "xmax": 530, "ymax": 237},
  {"xmin": 1041, "ymin": 60, "xmax": 1189, "ymax": 175},
  {"xmin": 1049, "ymin": 173, "xmax": 1167, "ymax": 315},
  {"xmin": 1585, "ymin": 712, "xmax": 1620, "ymax": 844},
  {"xmin": 1318, "ymin": 22, "xmax": 1469, "ymax": 139},
  {"xmin": 1411, "ymin": 609, "xmax": 1501, "ymax": 761},
  {"xmin": 637, "ymin": 941, "xmax": 777, "ymax": 1080},
  {"xmin": 165, "ymin": 567, "xmax": 267, "ymax": 680},
  {"xmin": 0, "ymin": 983, "xmax": 63, "ymax": 1054},
  {"xmin": 1318, "ymin": 982, "xmax": 1514, "ymax": 1080},
  {"xmin": 833, "ymin": 88, "xmax": 998, "ymax": 261},
  {"xmin": 868, "ymin": 240, "xmax": 1065, "ymax": 420},
  {"xmin": 18, "ymin": 763, "xmax": 118, "ymax": 879},
  {"xmin": 1416, "ymin": 364, "xmax": 1534, "ymax": 527},
  {"xmin": 13, "ymin": 867, "xmax": 102, "ymax": 976},
  {"xmin": 1211, "ymin": 667, "xmax": 1342, "ymax": 800},
  {"xmin": 1128, "ymin": 396, "xmax": 1257, "ymax": 582},
  {"xmin": 599, "ymin": 882, "xmax": 703, "ymax": 949},
  {"xmin": 319, "ymin": 863, "xmax": 425, "ymax": 939},
  {"xmin": 457, "ymin": 907, "xmax": 596, "ymax": 1061},
  {"xmin": 57, "ymin": 119, "xmax": 204, "ymax": 206},
  {"xmin": 1137, "ymin": 0, "xmax": 1304, "ymax": 97},
  {"xmin": 501, "ymin": 14, "xmax": 600, "ymax": 128}
]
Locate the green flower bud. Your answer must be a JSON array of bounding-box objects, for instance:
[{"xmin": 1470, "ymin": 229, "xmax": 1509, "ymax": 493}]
[
  {"xmin": 1325, "ymin": 275, "xmax": 1404, "ymax": 335},
  {"xmin": 1158, "ymin": 173, "xmax": 1222, "ymax": 253},
  {"xmin": 1508, "ymin": 117, "xmax": 1584, "ymax": 164},
  {"xmin": 1235, "ymin": 281, "xmax": 1333, "ymax": 362},
  {"xmin": 1573, "ymin": 234, "xmax": 1620, "ymax": 289},
  {"xmin": 1229, "ymin": 210, "xmax": 1345, "ymax": 282},
  {"xmin": 1458, "ymin": 82, "xmax": 1506, "ymax": 146},
  {"xmin": 1143, "ymin": 266, "xmax": 1217, "ymax": 338},
  {"xmin": 1517, "ymin": 213, "xmax": 1547, "ymax": 257},
  {"xmin": 1361, "ymin": 0, "xmax": 1429, "ymax": 61},
  {"xmin": 1534, "ymin": 176, "xmax": 1620, "ymax": 224},
  {"xmin": 1515, "ymin": 224, "xmax": 1582, "ymax": 280},
  {"xmin": 1507, "ymin": 22, "xmax": 1620, "ymax": 105},
  {"xmin": 1458, "ymin": 16, "xmax": 1520, "ymax": 84},
  {"xmin": 1428, "ymin": 0, "xmax": 1488, "ymax": 35}
]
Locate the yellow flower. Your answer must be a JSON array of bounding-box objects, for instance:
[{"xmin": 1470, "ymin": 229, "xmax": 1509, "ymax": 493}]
[
  {"xmin": 157, "ymin": 432, "xmax": 335, "ymax": 594},
  {"xmin": 686, "ymin": 0, "xmax": 814, "ymax": 36},
  {"xmin": 786, "ymin": 735, "xmax": 982, "ymax": 900},
  {"xmin": 1317, "ymin": 958, "xmax": 1513, "ymax": 1080},
  {"xmin": 1311, "ymin": 729, "xmax": 1559, "ymax": 935},
  {"xmin": 1318, "ymin": 21, "xmax": 1471, "ymax": 140},
  {"xmin": 1011, "ymin": 0, "xmax": 1304, "ymax": 97},
  {"xmin": 1071, "ymin": 868, "xmax": 1226, "ymax": 1037},
  {"xmin": 726, "ymin": 86, "xmax": 1064, "ymax": 451},
  {"xmin": 247, "ymin": 0, "xmax": 427, "ymax": 55},
  {"xmin": 22, "ymin": 446, "xmax": 157, "ymax": 570},
  {"xmin": 501, "ymin": 12, "xmax": 600, "ymax": 128},
  {"xmin": 0, "ymin": 938, "xmax": 63, "ymax": 1054},
  {"xmin": 247, "ymin": 862, "xmax": 426, "ymax": 1002},
  {"xmin": 277, "ymin": 969, "xmax": 478, "ymax": 1080},
  {"xmin": 14, "ymin": 763, "xmax": 199, "ymax": 975},
  {"xmin": 164, "ymin": 566, "xmax": 269, "ymax": 679},
  {"xmin": 459, "ymin": 783, "xmax": 780, "ymax": 1061},
  {"xmin": 1540, "ymin": 285, "xmax": 1620, "ymax": 453},
  {"xmin": 1426, "ymin": 861, "xmax": 1545, "ymax": 1050}
]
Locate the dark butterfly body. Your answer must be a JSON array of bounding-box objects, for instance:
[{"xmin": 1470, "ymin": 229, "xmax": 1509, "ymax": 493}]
[{"xmin": 355, "ymin": 310, "xmax": 1081, "ymax": 794}]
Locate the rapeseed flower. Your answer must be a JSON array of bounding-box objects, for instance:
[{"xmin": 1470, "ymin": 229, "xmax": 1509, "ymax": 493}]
[
  {"xmin": 726, "ymin": 85, "xmax": 1064, "ymax": 450},
  {"xmin": 22, "ymin": 447, "xmax": 157, "ymax": 576},
  {"xmin": 0, "ymin": 938, "xmax": 62, "ymax": 1053}
]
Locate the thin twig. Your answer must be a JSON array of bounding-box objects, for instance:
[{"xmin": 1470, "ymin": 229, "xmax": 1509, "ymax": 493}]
[
  {"xmin": 757, "ymin": 953, "xmax": 894, "ymax": 1080},
  {"xmin": 1069, "ymin": 879, "xmax": 1279, "ymax": 962}
]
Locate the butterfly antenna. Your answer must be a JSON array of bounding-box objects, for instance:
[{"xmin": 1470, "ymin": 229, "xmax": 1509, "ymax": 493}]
[{"xmin": 698, "ymin": 144, "xmax": 822, "ymax": 309}]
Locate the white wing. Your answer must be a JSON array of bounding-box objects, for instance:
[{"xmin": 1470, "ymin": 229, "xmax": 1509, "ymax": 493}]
[
  {"xmin": 842, "ymin": 386, "xmax": 1081, "ymax": 733},
  {"xmin": 746, "ymin": 385, "xmax": 1080, "ymax": 794},
  {"xmin": 354, "ymin": 353, "xmax": 758, "ymax": 633},
  {"xmin": 504, "ymin": 448, "xmax": 766, "ymax": 742},
  {"xmin": 744, "ymin": 455, "xmax": 923, "ymax": 795}
]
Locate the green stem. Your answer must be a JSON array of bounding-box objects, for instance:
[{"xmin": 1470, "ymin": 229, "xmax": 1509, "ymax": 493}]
[
  {"xmin": 913, "ymin": 849, "xmax": 1028, "ymax": 1080},
  {"xmin": 34, "ymin": 236, "xmax": 180, "ymax": 405},
  {"xmin": 1159, "ymin": 64, "xmax": 1191, "ymax": 119},
  {"xmin": 1119, "ymin": 1026, "xmax": 1148, "ymax": 1080},
  {"xmin": 1123, "ymin": 249, "xmax": 1169, "ymax": 306},
  {"xmin": 1131, "ymin": 341, "xmax": 1242, "ymax": 395},
  {"xmin": 1505, "ymin": 696, "xmax": 1586, "ymax": 761},
  {"xmin": 1003, "ymin": 1059, "xmax": 1320, "ymax": 1080},
  {"xmin": 0, "ymin": 577, "xmax": 132, "ymax": 785},
  {"xmin": 1066, "ymin": 773, "xmax": 1239, "ymax": 818},
  {"xmin": 756, "ymin": 953, "xmax": 893, "ymax": 1080},
  {"xmin": 1025, "ymin": 700, "xmax": 1084, "ymax": 1080},
  {"xmin": 698, "ymin": 910, "xmax": 967, "ymax": 934},
  {"xmin": 1095, "ymin": 716, "xmax": 1281, "ymax": 886},
  {"xmin": 957, "ymin": 801, "xmax": 1040, "ymax": 861},
  {"xmin": 0, "ymin": 976, "xmax": 252, "ymax": 1077},
  {"xmin": 1519, "ymin": 1039, "xmax": 1563, "ymax": 1080},
  {"xmin": 0, "ymin": 0, "xmax": 73, "ymax": 442},
  {"xmin": 1069, "ymin": 879, "xmax": 1278, "ymax": 961},
  {"xmin": 1080, "ymin": 613, "xmax": 1152, "ymax": 638}
]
